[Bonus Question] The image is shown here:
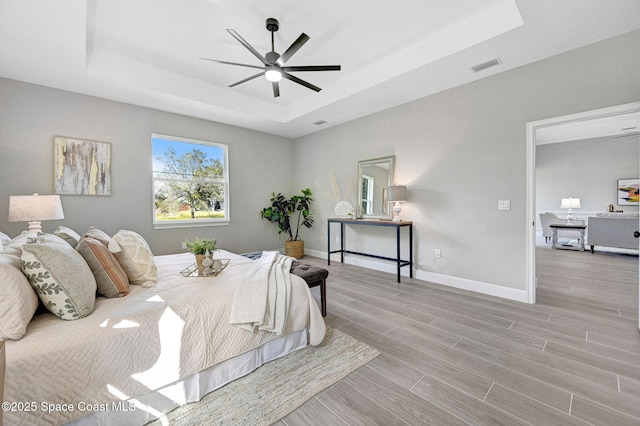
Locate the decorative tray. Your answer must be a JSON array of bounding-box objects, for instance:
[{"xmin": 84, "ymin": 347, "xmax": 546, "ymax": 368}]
[{"xmin": 180, "ymin": 259, "xmax": 230, "ymax": 278}]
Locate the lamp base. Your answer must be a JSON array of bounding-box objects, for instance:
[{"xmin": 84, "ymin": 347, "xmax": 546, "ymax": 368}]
[
  {"xmin": 566, "ymin": 209, "xmax": 574, "ymax": 225},
  {"xmin": 26, "ymin": 221, "xmax": 43, "ymax": 235},
  {"xmin": 392, "ymin": 203, "xmax": 402, "ymax": 222}
]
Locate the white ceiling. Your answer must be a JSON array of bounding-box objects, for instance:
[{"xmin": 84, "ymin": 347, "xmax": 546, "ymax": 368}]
[{"xmin": 1, "ymin": 0, "xmax": 639, "ymax": 139}]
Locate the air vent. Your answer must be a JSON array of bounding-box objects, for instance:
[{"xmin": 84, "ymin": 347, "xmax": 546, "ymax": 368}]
[
  {"xmin": 313, "ymin": 120, "xmax": 327, "ymax": 126},
  {"xmin": 470, "ymin": 57, "xmax": 502, "ymax": 73}
]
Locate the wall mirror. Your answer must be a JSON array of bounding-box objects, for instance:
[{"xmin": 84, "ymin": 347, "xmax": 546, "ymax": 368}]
[{"xmin": 357, "ymin": 155, "xmax": 395, "ymax": 219}]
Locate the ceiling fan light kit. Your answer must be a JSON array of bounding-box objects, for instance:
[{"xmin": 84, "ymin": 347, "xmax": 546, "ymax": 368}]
[{"xmin": 202, "ymin": 18, "xmax": 341, "ymax": 98}]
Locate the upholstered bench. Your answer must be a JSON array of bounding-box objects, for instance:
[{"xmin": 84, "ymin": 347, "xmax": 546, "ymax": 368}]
[{"xmin": 240, "ymin": 251, "xmax": 328, "ymax": 316}]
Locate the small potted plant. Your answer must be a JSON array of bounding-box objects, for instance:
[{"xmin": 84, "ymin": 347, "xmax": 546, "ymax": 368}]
[
  {"xmin": 185, "ymin": 237, "xmax": 217, "ymax": 274},
  {"xmin": 260, "ymin": 188, "xmax": 314, "ymax": 258}
]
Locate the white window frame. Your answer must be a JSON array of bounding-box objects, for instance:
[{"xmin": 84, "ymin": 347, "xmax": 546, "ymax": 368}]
[
  {"xmin": 361, "ymin": 174, "xmax": 374, "ymax": 215},
  {"xmin": 151, "ymin": 133, "xmax": 230, "ymax": 229}
]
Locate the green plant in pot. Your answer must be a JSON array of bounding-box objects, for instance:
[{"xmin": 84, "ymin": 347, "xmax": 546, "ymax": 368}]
[
  {"xmin": 260, "ymin": 188, "xmax": 314, "ymax": 259},
  {"xmin": 185, "ymin": 237, "xmax": 217, "ymax": 274}
]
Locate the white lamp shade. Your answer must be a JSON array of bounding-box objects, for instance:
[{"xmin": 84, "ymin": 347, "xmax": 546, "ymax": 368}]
[
  {"xmin": 387, "ymin": 186, "xmax": 408, "ymax": 202},
  {"xmin": 560, "ymin": 197, "xmax": 581, "ymax": 209},
  {"xmin": 8, "ymin": 194, "xmax": 65, "ymax": 222}
]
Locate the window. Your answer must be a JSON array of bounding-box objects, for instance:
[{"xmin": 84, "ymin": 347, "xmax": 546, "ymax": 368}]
[
  {"xmin": 152, "ymin": 134, "xmax": 229, "ymax": 228},
  {"xmin": 360, "ymin": 175, "xmax": 374, "ymax": 215}
]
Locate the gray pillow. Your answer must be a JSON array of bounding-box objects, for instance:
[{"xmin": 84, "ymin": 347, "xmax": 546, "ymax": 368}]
[{"xmin": 21, "ymin": 242, "xmax": 96, "ymax": 320}]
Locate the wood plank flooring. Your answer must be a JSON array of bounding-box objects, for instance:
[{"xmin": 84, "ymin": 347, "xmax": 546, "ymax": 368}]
[{"xmin": 276, "ymin": 246, "xmax": 640, "ymax": 425}]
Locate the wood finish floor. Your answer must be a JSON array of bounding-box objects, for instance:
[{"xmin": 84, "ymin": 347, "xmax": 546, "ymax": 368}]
[{"xmin": 275, "ymin": 247, "xmax": 640, "ymax": 425}]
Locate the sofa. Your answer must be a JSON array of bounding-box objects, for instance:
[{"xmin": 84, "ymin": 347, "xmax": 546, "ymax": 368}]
[{"xmin": 587, "ymin": 212, "xmax": 639, "ymax": 253}]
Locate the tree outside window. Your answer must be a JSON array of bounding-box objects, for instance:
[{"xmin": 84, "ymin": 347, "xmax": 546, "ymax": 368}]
[{"xmin": 152, "ymin": 134, "xmax": 229, "ymax": 228}]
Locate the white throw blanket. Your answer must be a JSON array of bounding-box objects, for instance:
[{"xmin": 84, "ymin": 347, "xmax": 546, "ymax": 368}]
[{"xmin": 230, "ymin": 251, "xmax": 295, "ymax": 335}]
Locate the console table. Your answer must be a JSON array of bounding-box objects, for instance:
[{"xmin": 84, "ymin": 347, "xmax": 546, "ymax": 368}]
[{"xmin": 327, "ymin": 218, "xmax": 413, "ymax": 283}]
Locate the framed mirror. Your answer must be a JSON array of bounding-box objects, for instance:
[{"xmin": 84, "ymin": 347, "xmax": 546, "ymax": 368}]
[{"xmin": 357, "ymin": 155, "xmax": 395, "ymax": 219}]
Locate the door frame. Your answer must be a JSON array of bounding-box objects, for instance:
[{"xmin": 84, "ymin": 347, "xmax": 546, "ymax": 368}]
[{"xmin": 525, "ymin": 101, "xmax": 640, "ymax": 306}]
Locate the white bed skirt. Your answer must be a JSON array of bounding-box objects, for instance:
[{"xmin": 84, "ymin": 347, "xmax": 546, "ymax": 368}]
[{"xmin": 67, "ymin": 329, "xmax": 308, "ymax": 426}]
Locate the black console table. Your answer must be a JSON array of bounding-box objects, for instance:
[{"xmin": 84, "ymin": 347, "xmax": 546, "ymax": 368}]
[{"xmin": 327, "ymin": 218, "xmax": 413, "ymax": 283}]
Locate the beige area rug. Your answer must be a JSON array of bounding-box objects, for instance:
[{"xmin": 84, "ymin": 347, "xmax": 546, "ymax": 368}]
[{"xmin": 148, "ymin": 327, "xmax": 379, "ymax": 425}]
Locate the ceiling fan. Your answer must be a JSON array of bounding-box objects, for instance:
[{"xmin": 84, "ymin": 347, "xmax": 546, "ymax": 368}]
[{"xmin": 201, "ymin": 18, "xmax": 341, "ymax": 98}]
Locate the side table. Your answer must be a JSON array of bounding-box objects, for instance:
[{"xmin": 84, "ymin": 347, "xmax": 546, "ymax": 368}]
[{"xmin": 550, "ymin": 223, "xmax": 586, "ymax": 251}]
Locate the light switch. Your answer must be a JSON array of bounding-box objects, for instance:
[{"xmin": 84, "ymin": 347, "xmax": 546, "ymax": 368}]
[{"xmin": 498, "ymin": 200, "xmax": 511, "ymax": 211}]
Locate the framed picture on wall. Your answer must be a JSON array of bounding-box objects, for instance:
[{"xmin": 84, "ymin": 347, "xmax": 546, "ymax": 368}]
[
  {"xmin": 54, "ymin": 136, "xmax": 112, "ymax": 196},
  {"xmin": 617, "ymin": 178, "xmax": 639, "ymax": 206}
]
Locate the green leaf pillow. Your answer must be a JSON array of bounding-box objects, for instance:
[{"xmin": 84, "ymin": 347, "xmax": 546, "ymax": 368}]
[{"xmin": 21, "ymin": 242, "xmax": 96, "ymax": 320}]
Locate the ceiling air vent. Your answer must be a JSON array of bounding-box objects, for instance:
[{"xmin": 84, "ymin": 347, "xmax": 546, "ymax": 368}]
[
  {"xmin": 313, "ymin": 120, "xmax": 327, "ymax": 126},
  {"xmin": 470, "ymin": 57, "xmax": 502, "ymax": 73}
]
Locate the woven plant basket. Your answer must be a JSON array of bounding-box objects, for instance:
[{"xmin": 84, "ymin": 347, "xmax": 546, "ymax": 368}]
[
  {"xmin": 285, "ymin": 240, "xmax": 304, "ymax": 259},
  {"xmin": 194, "ymin": 254, "xmax": 205, "ymax": 275}
]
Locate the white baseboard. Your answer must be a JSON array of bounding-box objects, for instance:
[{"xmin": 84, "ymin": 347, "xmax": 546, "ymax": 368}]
[{"xmin": 304, "ymin": 248, "xmax": 529, "ymax": 303}]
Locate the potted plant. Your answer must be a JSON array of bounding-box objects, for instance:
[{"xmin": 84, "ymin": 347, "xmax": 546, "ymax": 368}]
[
  {"xmin": 260, "ymin": 188, "xmax": 314, "ymax": 258},
  {"xmin": 185, "ymin": 237, "xmax": 217, "ymax": 273}
]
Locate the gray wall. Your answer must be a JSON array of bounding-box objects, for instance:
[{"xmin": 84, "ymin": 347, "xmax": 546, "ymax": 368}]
[
  {"xmin": 0, "ymin": 78, "xmax": 295, "ymax": 255},
  {"xmin": 537, "ymin": 136, "xmax": 640, "ymax": 218},
  {"xmin": 293, "ymin": 29, "xmax": 640, "ymax": 292},
  {"xmin": 1, "ymin": 29, "xmax": 639, "ymax": 296}
]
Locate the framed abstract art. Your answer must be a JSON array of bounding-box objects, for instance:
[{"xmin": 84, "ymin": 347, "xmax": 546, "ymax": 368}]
[
  {"xmin": 54, "ymin": 136, "xmax": 112, "ymax": 196},
  {"xmin": 617, "ymin": 178, "xmax": 639, "ymax": 206}
]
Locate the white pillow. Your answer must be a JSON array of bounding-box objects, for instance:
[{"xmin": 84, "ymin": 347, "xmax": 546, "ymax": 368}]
[
  {"xmin": 54, "ymin": 225, "xmax": 82, "ymax": 248},
  {"xmin": 109, "ymin": 230, "xmax": 157, "ymax": 287},
  {"xmin": 0, "ymin": 254, "xmax": 38, "ymax": 340},
  {"xmin": 21, "ymin": 241, "xmax": 96, "ymax": 320},
  {"xmin": 0, "ymin": 231, "xmax": 11, "ymax": 251},
  {"xmin": 6, "ymin": 233, "xmax": 69, "ymax": 255}
]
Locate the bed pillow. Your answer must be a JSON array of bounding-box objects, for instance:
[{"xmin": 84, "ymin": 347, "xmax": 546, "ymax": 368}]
[
  {"xmin": 6, "ymin": 233, "xmax": 69, "ymax": 255},
  {"xmin": 21, "ymin": 241, "xmax": 96, "ymax": 320},
  {"xmin": 109, "ymin": 230, "xmax": 157, "ymax": 287},
  {"xmin": 0, "ymin": 254, "xmax": 39, "ymax": 340},
  {"xmin": 54, "ymin": 226, "xmax": 82, "ymax": 248},
  {"xmin": 84, "ymin": 226, "xmax": 112, "ymax": 247},
  {"xmin": 77, "ymin": 237, "xmax": 130, "ymax": 298},
  {"xmin": 0, "ymin": 231, "xmax": 11, "ymax": 251}
]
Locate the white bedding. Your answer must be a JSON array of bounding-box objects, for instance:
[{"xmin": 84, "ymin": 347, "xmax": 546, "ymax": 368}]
[{"xmin": 3, "ymin": 250, "xmax": 325, "ymax": 425}]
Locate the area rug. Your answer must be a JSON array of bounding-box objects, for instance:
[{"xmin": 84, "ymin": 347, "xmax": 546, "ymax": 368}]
[{"xmin": 148, "ymin": 327, "xmax": 379, "ymax": 425}]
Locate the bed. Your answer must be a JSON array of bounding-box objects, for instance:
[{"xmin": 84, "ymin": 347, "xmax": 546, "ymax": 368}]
[{"xmin": 1, "ymin": 248, "xmax": 325, "ymax": 426}]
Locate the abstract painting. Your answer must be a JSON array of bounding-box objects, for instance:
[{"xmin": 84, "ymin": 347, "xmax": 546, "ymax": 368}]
[
  {"xmin": 617, "ymin": 178, "xmax": 639, "ymax": 206},
  {"xmin": 54, "ymin": 136, "xmax": 112, "ymax": 196}
]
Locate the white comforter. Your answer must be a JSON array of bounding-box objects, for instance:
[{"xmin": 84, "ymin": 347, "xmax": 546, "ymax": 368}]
[{"xmin": 3, "ymin": 251, "xmax": 325, "ymax": 425}]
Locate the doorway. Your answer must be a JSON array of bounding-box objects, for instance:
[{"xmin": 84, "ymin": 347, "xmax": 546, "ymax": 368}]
[{"xmin": 525, "ymin": 102, "xmax": 640, "ymax": 326}]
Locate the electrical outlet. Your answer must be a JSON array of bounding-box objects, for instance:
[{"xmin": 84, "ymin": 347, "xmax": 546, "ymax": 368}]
[
  {"xmin": 435, "ymin": 249, "xmax": 441, "ymax": 258},
  {"xmin": 181, "ymin": 241, "xmax": 187, "ymax": 249}
]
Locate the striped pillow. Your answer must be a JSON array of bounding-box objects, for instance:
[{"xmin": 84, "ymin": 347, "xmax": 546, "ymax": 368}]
[{"xmin": 77, "ymin": 237, "xmax": 130, "ymax": 298}]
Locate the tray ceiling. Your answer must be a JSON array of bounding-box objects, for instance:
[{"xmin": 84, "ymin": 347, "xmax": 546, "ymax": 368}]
[{"xmin": 1, "ymin": 0, "xmax": 639, "ymax": 138}]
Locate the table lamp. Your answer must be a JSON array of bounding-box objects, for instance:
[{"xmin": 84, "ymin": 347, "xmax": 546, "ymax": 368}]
[
  {"xmin": 8, "ymin": 193, "xmax": 65, "ymax": 235},
  {"xmin": 387, "ymin": 185, "xmax": 408, "ymax": 222},
  {"xmin": 560, "ymin": 197, "xmax": 581, "ymax": 224}
]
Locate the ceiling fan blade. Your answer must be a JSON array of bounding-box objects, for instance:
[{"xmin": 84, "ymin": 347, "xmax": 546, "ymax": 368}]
[
  {"xmin": 282, "ymin": 72, "xmax": 321, "ymax": 92},
  {"xmin": 199, "ymin": 58, "xmax": 264, "ymax": 70},
  {"xmin": 277, "ymin": 33, "xmax": 310, "ymax": 66},
  {"xmin": 272, "ymin": 82, "xmax": 280, "ymax": 98},
  {"xmin": 282, "ymin": 65, "xmax": 341, "ymax": 72},
  {"xmin": 229, "ymin": 72, "xmax": 264, "ymax": 87},
  {"xmin": 227, "ymin": 29, "xmax": 269, "ymax": 66}
]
